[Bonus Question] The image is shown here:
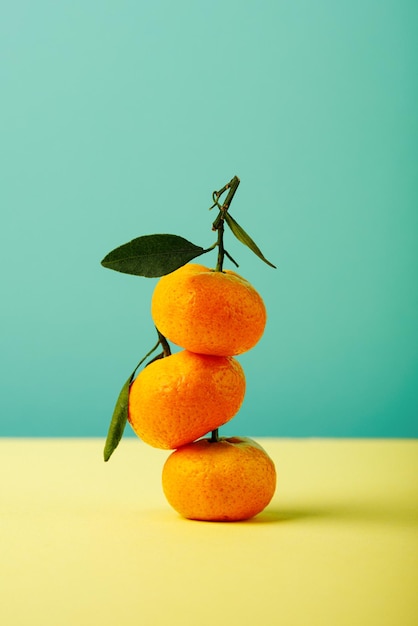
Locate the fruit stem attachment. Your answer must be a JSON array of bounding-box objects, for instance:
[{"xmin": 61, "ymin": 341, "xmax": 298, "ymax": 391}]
[{"xmin": 210, "ymin": 428, "xmax": 220, "ymax": 443}]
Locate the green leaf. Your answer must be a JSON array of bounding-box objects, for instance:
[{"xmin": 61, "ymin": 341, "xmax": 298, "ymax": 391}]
[
  {"xmin": 103, "ymin": 339, "xmax": 161, "ymax": 461},
  {"xmin": 103, "ymin": 374, "xmax": 133, "ymax": 462},
  {"xmin": 101, "ymin": 234, "xmax": 208, "ymax": 277},
  {"xmin": 223, "ymin": 213, "xmax": 277, "ymax": 269}
]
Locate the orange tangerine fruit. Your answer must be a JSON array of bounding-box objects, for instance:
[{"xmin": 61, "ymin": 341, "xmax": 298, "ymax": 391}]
[
  {"xmin": 128, "ymin": 350, "xmax": 246, "ymax": 450},
  {"xmin": 162, "ymin": 436, "xmax": 276, "ymax": 521},
  {"xmin": 151, "ymin": 263, "xmax": 267, "ymax": 356}
]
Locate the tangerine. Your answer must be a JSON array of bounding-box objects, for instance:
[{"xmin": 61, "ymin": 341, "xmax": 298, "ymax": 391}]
[
  {"xmin": 151, "ymin": 263, "xmax": 267, "ymax": 356},
  {"xmin": 128, "ymin": 350, "xmax": 246, "ymax": 449},
  {"xmin": 162, "ymin": 436, "xmax": 276, "ymax": 521}
]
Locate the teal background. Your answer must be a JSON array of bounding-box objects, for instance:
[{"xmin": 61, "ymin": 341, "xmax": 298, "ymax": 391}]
[{"xmin": 1, "ymin": 1, "xmax": 417, "ymax": 437}]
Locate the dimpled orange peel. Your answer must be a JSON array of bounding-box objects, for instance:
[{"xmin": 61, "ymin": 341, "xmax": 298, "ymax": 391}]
[
  {"xmin": 151, "ymin": 263, "xmax": 267, "ymax": 356},
  {"xmin": 128, "ymin": 349, "xmax": 246, "ymax": 449},
  {"xmin": 162, "ymin": 436, "xmax": 277, "ymax": 521}
]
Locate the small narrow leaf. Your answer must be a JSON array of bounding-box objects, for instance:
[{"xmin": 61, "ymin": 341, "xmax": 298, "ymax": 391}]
[
  {"xmin": 103, "ymin": 374, "xmax": 133, "ymax": 462},
  {"xmin": 224, "ymin": 213, "xmax": 277, "ymax": 269},
  {"xmin": 103, "ymin": 339, "xmax": 161, "ymax": 461},
  {"xmin": 101, "ymin": 234, "xmax": 208, "ymax": 277}
]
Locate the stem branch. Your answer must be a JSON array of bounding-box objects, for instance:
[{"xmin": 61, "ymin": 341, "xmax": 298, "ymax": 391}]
[
  {"xmin": 212, "ymin": 176, "xmax": 240, "ymax": 232},
  {"xmin": 212, "ymin": 175, "xmax": 240, "ymax": 273},
  {"xmin": 215, "ymin": 220, "xmax": 225, "ymax": 272},
  {"xmin": 156, "ymin": 328, "xmax": 171, "ymax": 357}
]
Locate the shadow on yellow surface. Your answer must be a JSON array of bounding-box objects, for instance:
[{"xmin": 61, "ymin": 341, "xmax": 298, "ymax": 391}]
[{"xmin": 248, "ymin": 501, "xmax": 418, "ymax": 527}]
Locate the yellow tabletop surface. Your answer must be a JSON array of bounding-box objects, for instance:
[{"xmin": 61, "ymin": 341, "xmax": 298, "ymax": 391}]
[{"xmin": 1, "ymin": 438, "xmax": 417, "ymax": 626}]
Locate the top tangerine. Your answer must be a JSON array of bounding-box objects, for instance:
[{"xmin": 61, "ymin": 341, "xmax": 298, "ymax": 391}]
[{"xmin": 151, "ymin": 263, "xmax": 267, "ymax": 356}]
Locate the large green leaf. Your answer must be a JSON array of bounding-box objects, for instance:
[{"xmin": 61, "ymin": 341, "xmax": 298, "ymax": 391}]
[
  {"xmin": 101, "ymin": 234, "xmax": 208, "ymax": 277},
  {"xmin": 224, "ymin": 213, "xmax": 276, "ymax": 269}
]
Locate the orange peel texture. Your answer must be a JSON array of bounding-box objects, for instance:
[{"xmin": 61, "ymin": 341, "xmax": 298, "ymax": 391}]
[
  {"xmin": 162, "ymin": 436, "xmax": 277, "ymax": 521},
  {"xmin": 151, "ymin": 263, "xmax": 267, "ymax": 356},
  {"xmin": 128, "ymin": 350, "xmax": 246, "ymax": 449}
]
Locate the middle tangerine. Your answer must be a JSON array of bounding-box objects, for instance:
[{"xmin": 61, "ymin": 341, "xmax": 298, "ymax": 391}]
[{"xmin": 128, "ymin": 350, "xmax": 246, "ymax": 449}]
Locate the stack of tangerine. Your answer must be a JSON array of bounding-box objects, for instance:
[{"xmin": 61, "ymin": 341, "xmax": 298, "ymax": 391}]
[{"xmin": 128, "ymin": 263, "xmax": 276, "ymax": 521}]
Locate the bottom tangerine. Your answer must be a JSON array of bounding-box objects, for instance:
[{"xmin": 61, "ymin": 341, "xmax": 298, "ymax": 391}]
[{"xmin": 162, "ymin": 437, "xmax": 276, "ymax": 522}]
